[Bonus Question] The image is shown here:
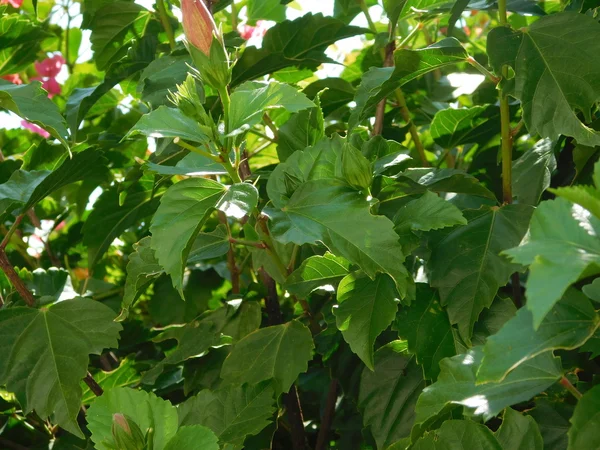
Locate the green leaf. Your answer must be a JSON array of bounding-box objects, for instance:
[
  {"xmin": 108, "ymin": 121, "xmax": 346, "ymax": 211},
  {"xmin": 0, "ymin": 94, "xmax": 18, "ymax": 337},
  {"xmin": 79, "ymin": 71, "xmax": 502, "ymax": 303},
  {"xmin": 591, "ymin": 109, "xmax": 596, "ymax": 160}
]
[
  {"xmin": 87, "ymin": 387, "xmax": 179, "ymax": 450},
  {"xmin": 0, "ymin": 149, "xmax": 105, "ymax": 217},
  {"xmin": 395, "ymin": 284, "xmax": 456, "ymax": 380},
  {"xmin": 141, "ymin": 301, "xmax": 259, "ymax": 384},
  {"xmin": 150, "ymin": 178, "xmax": 226, "ymax": 296},
  {"xmin": 83, "ymin": 182, "xmax": 160, "ymax": 268},
  {"xmin": 127, "ymin": 106, "xmax": 210, "ymax": 143},
  {"xmin": 358, "ymin": 341, "xmax": 425, "ymax": 449},
  {"xmin": 478, "ymin": 289, "xmax": 599, "ymax": 383},
  {"xmin": 504, "ymin": 198, "xmax": 600, "ymax": 327},
  {"xmin": 284, "ymin": 252, "xmax": 351, "ymax": 298},
  {"xmin": 303, "ymin": 78, "xmax": 355, "ymax": 116},
  {"xmin": 66, "ymin": 34, "xmax": 156, "ymax": 134},
  {"xmin": 267, "ymin": 134, "xmax": 345, "ymax": 209},
  {"xmin": 412, "ymin": 420, "xmax": 502, "ymax": 450},
  {"xmin": 430, "ymin": 105, "xmax": 501, "ymax": 149},
  {"xmin": 188, "ymin": 225, "xmax": 230, "ymax": 263},
  {"xmin": 568, "ymin": 384, "xmax": 600, "ymax": 450},
  {"xmin": 0, "ymin": 13, "xmax": 50, "ymax": 48},
  {"xmin": 528, "ymin": 399, "xmax": 573, "ymax": 450},
  {"xmin": 228, "ymin": 81, "xmax": 314, "ymax": 137},
  {"xmin": 430, "ymin": 204, "xmax": 533, "ymax": 341},
  {"xmin": 265, "ymin": 179, "xmax": 409, "ymax": 295},
  {"xmin": 472, "ymin": 296, "xmax": 517, "ymax": 347},
  {"xmin": 247, "ymin": 0, "xmax": 285, "ymax": 22},
  {"xmin": 138, "ymin": 55, "xmax": 191, "ymax": 107},
  {"xmin": 448, "ymin": 0, "xmax": 472, "ymax": 35},
  {"xmin": 89, "ymin": 2, "xmax": 151, "ymax": 71},
  {"xmin": 141, "ymin": 321, "xmax": 222, "ymax": 384},
  {"xmin": 414, "ymin": 348, "xmax": 562, "ymax": 426},
  {"xmin": 220, "ymin": 320, "xmax": 314, "ymax": 394},
  {"xmin": 216, "ymin": 183, "xmax": 259, "ymax": 219},
  {"xmin": 334, "ymin": 273, "xmax": 398, "ymax": 370},
  {"xmin": 512, "ymin": 138, "xmax": 557, "ymax": 206},
  {"xmin": 232, "ymin": 13, "xmax": 368, "ymax": 85},
  {"xmin": 393, "ymin": 190, "xmax": 467, "ymax": 233},
  {"xmin": 350, "ymin": 38, "xmax": 468, "ymax": 128},
  {"xmin": 584, "ymin": 278, "xmax": 600, "ymax": 303},
  {"xmin": 277, "ymin": 94, "xmax": 324, "ymax": 162},
  {"xmin": 121, "ymin": 237, "xmax": 163, "ymax": 318},
  {"xmin": 178, "ymin": 381, "xmax": 276, "ymax": 446},
  {"xmin": 0, "ymin": 170, "xmax": 49, "ymax": 216},
  {"xmin": 487, "ymin": 13, "xmax": 600, "ymax": 146},
  {"xmin": 397, "ymin": 0, "xmax": 455, "ymax": 19},
  {"xmin": 0, "ymin": 81, "xmax": 69, "ymax": 148},
  {"xmin": 378, "ymin": 169, "xmax": 497, "ymax": 213},
  {"xmin": 0, "ymin": 299, "xmax": 122, "ymax": 437},
  {"xmin": 496, "ymin": 408, "xmax": 544, "ymax": 450},
  {"xmin": 144, "ymin": 153, "xmax": 227, "ymax": 177},
  {"xmin": 549, "ymin": 184, "xmax": 600, "ymax": 220},
  {"xmin": 81, "ymin": 359, "xmax": 140, "ymax": 405},
  {"xmin": 164, "ymin": 426, "xmax": 219, "ymax": 450},
  {"xmin": 335, "ymin": 0, "xmax": 377, "ymax": 24}
]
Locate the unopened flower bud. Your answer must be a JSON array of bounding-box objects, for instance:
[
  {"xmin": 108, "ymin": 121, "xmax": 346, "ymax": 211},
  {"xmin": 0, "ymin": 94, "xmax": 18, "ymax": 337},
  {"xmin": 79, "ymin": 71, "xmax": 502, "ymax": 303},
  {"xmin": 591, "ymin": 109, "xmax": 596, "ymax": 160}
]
[
  {"xmin": 182, "ymin": 0, "xmax": 218, "ymax": 56},
  {"xmin": 341, "ymin": 143, "xmax": 373, "ymax": 191},
  {"xmin": 112, "ymin": 413, "xmax": 147, "ymax": 450}
]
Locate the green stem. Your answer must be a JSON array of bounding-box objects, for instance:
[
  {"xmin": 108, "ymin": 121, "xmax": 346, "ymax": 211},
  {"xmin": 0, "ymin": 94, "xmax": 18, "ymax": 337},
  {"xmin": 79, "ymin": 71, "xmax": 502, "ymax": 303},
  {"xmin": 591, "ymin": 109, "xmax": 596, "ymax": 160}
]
[
  {"xmin": 560, "ymin": 376, "xmax": 583, "ymax": 400},
  {"xmin": 498, "ymin": 0, "xmax": 508, "ymax": 24},
  {"xmin": 467, "ymin": 56, "xmax": 500, "ymax": 84},
  {"xmin": 230, "ymin": 238, "xmax": 266, "ymax": 249},
  {"xmin": 157, "ymin": 0, "xmax": 176, "ymax": 50},
  {"xmin": 497, "ymin": 0, "xmax": 512, "ymax": 204},
  {"xmin": 218, "ymin": 86, "xmax": 231, "ymax": 135},
  {"xmin": 398, "ymin": 22, "xmax": 422, "ymax": 48},
  {"xmin": 262, "ymin": 113, "xmax": 279, "ymax": 141},
  {"xmin": 359, "ymin": 0, "xmax": 378, "ymax": 34},
  {"xmin": 0, "ymin": 215, "xmax": 24, "ymax": 250},
  {"xmin": 247, "ymin": 128, "xmax": 277, "ymax": 143},
  {"xmin": 220, "ymin": 152, "xmax": 242, "ymax": 183},
  {"xmin": 394, "ymin": 89, "xmax": 429, "ymax": 166},
  {"xmin": 173, "ymin": 138, "xmax": 221, "ymax": 162},
  {"xmin": 231, "ymin": 1, "xmax": 238, "ymax": 30},
  {"xmin": 257, "ymin": 219, "xmax": 288, "ymax": 281},
  {"xmin": 217, "ymin": 85, "xmax": 239, "ymax": 178}
]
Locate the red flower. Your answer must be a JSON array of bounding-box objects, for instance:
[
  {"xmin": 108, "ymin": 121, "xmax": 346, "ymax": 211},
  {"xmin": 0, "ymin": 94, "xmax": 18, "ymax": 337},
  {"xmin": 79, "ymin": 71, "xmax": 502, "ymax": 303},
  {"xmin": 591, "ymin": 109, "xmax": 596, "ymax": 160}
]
[
  {"xmin": 239, "ymin": 24, "xmax": 255, "ymax": 40},
  {"xmin": 1, "ymin": 74, "xmax": 22, "ymax": 85},
  {"xmin": 32, "ymin": 76, "xmax": 61, "ymax": 98},
  {"xmin": 238, "ymin": 21, "xmax": 268, "ymax": 41},
  {"xmin": 181, "ymin": 0, "xmax": 218, "ymax": 56},
  {"xmin": 34, "ymin": 54, "xmax": 66, "ymax": 78},
  {"xmin": 21, "ymin": 120, "xmax": 50, "ymax": 139},
  {"xmin": 0, "ymin": 0, "xmax": 23, "ymax": 8}
]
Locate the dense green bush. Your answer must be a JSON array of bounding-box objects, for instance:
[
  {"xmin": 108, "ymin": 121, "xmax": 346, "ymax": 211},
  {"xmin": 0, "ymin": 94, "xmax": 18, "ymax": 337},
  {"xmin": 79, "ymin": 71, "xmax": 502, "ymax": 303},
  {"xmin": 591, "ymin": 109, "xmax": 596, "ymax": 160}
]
[{"xmin": 0, "ymin": 0, "xmax": 599, "ymax": 448}]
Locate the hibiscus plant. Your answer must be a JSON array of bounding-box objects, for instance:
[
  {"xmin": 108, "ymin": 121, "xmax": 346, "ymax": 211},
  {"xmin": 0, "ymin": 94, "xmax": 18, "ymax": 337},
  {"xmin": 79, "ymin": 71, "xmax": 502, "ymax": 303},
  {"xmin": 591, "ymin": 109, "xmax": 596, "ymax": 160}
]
[{"xmin": 1, "ymin": 0, "xmax": 600, "ymax": 449}]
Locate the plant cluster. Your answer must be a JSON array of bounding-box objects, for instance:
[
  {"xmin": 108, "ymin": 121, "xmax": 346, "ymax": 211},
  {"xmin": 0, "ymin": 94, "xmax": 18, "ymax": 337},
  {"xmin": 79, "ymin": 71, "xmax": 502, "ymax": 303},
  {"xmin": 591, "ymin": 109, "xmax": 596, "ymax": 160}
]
[{"xmin": 1, "ymin": 0, "xmax": 600, "ymax": 449}]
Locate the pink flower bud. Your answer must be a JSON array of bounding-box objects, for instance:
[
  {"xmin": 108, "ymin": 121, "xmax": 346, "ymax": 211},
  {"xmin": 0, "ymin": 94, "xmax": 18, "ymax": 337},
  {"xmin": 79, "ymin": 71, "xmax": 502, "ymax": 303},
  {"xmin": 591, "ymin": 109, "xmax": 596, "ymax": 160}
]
[
  {"xmin": 112, "ymin": 414, "xmax": 131, "ymax": 434},
  {"xmin": 181, "ymin": 0, "xmax": 218, "ymax": 56}
]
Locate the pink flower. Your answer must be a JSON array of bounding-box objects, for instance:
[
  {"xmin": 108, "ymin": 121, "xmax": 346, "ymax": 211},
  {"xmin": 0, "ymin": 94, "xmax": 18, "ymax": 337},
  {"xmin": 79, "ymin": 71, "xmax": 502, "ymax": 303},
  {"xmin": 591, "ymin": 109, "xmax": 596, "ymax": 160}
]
[
  {"xmin": 238, "ymin": 24, "xmax": 255, "ymax": 40},
  {"xmin": 0, "ymin": 0, "xmax": 23, "ymax": 8},
  {"xmin": 1, "ymin": 74, "xmax": 22, "ymax": 85},
  {"xmin": 238, "ymin": 21, "xmax": 268, "ymax": 41},
  {"xmin": 21, "ymin": 120, "xmax": 50, "ymax": 139},
  {"xmin": 34, "ymin": 54, "xmax": 65, "ymax": 78},
  {"xmin": 32, "ymin": 76, "xmax": 61, "ymax": 98},
  {"xmin": 181, "ymin": 0, "xmax": 218, "ymax": 56}
]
